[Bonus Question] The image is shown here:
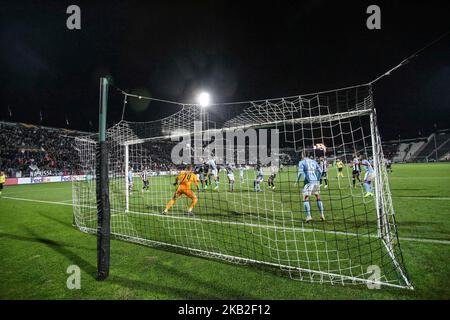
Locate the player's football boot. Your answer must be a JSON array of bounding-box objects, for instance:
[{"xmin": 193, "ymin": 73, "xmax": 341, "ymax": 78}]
[
  {"xmin": 320, "ymin": 215, "xmax": 326, "ymax": 222},
  {"xmin": 305, "ymin": 216, "xmax": 313, "ymax": 223}
]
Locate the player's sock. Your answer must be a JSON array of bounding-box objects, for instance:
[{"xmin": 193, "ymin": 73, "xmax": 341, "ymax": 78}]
[
  {"xmin": 317, "ymin": 200, "xmax": 324, "ymax": 216},
  {"xmin": 352, "ymin": 178, "xmax": 356, "ymax": 187},
  {"xmin": 165, "ymin": 199, "xmax": 175, "ymax": 212},
  {"xmin": 364, "ymin": 182, "xmax": 371, "ymax": 193},
  {"xmin": 303, "ymin": 201, "xmax": 311, "ymax": 218},
  {"xmin": 188, "ymin": 197, "xmax": 198, "ymax": 211}
]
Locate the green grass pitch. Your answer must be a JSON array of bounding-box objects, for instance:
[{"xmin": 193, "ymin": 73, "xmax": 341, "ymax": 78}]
[{"xmin": 0, "ymin": 163, "xmax": 449, "ymax": 299}]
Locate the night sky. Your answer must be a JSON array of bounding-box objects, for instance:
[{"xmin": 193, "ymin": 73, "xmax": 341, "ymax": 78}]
[{"xmin": 0, "ymin": 0, "xmax": 449, "ymax": 140}]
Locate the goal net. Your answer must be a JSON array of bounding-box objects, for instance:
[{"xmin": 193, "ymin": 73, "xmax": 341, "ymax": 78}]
[{"xmin": 72, "ymin": 84, "xmax": 412, "ymax": 289}]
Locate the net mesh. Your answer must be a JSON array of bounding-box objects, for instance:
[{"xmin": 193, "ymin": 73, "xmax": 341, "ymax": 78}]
[{"xmin": 72, "ymin": 84, "xmax": 412, "ymax": 289}]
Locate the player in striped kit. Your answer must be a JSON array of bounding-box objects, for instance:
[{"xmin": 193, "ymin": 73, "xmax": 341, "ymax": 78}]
[
  {"xmin": 352, "ymin": 154, "xmax": 361, "ymax": 188},
  {"xmin": 267, "ymin": 165, "xmax": 277, "ymax": 190},
  {"xmin": 319, "ymin": 156, "xmax": 328, "ymax": 189},
  {"xmin": 141, "ymin": 168, "xmax": 149, "ymax": 192}
]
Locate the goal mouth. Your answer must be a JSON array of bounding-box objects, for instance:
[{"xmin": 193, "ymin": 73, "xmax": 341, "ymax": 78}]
[{"xmin": 72, "ymin": 83, "xmax": 413, "ymax": 290}]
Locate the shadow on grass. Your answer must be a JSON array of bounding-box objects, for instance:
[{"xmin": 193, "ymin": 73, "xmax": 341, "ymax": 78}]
[
  {"xmin": 0, "ymin": 229, "xmax": 253, "ymax": 299},
  {"xmin": 0, "ymin": 227, "xmax": 97, "ymax": 280},
  {"xmin": 36, "ymin": 211, "xmax": 73, "ymax": 229}
]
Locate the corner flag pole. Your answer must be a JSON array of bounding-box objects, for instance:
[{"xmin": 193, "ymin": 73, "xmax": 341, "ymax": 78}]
[{"xmin": 97, "ymin": 77, "xmax": 111, "ymax": 280}]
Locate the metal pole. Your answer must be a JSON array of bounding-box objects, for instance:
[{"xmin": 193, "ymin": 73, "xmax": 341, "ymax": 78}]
[
  {"xmin": 370, "ymin": 111, "xmax": 382, "ymax": 238},
  {"xmin": 97, "ymin": 77, "xmax": 110, "ymax": 280},
  {"xmin": 125, "ymin": 144, "xmax": 129, "ymax": 212}
]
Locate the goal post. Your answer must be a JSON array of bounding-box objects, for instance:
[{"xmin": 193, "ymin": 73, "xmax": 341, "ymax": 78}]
[
  {"xmin": 124, "ymin": 144, "xmax": 129, "ymax": 212},
  {"xmin": 73, "ymin": 81, "xmax": 413, "ymax": 289},
  {"xmin": 96, "ymin": 77, "xmax": 111, "ymax": 280}
]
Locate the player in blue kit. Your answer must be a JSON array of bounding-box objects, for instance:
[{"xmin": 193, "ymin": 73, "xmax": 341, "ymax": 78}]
[
  {"xmin": 295, "ymin": 152, "xmax": 325, "ymax": 222},
  {"xmin": 239, "ymin": 165, "xmax": 245, "ymax": 183},
  {"xmin": 254, "ymin": 164, "xmax": 264, "ymax": 192},
  {"xmin": 207, "ymin": 158, "xmax": 219, "ymax": 190},
  {"xmin": 128, "ymin": 166, "xmax": 134, "ymax": 194},
  {"xmin": 225, "ymin": 163, "xmax": 235, "ymax": 192},
  {"xmin": 361, "ymin": 155, "xmax": 375, "ymax": 197}
]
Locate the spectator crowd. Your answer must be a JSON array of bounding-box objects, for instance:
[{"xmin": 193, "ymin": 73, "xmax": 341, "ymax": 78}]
[{"xmin": 0, "ymin": 121, "xmax": 88, "ymax": 177}]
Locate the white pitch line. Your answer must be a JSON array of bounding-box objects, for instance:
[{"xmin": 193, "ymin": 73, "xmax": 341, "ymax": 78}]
[
  {"xmin": 2, "ymin": 195, "xmax": 450, "ymax": 246},
  {"xmin": 392, "ymin": 196, "xmax": 450, "ymax": 201},
  {"xmin": 59, "ymin": 199, "xmax": 74, "ymax": 203},
  {"xmin": 2, "ymin": 196, "xmax": 74, "ymax": 207},
  {"xmin": 389, "ymin": 177, "xmax": 450, "ymax": 179}
]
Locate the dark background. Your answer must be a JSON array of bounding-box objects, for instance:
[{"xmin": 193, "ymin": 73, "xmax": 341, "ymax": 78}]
[{"xmin": 0, "ymin": 0, "xmax": 449, "ymax": 140}]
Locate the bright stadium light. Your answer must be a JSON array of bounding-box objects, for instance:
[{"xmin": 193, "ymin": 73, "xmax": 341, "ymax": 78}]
[{"xmin": 197, "ymin": 92, "xmax": 210, "ymax": 107}]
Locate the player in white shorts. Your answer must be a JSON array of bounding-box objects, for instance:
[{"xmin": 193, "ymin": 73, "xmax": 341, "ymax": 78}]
[
  {"xmin": 295, "ymin": 152, "xmax": 325, "ymax": 222},
  {"xmin": 254, "ymin": 164, "xmax": 264, "ymax": 192},
  {"xmin": 207, "ymin": 158, "xmax": 219, "ymax": 190},
  {"xmin": 361, "ymin": 155, "xmax": 375, "ymax": 197},
  {"xmin": 239, "ymin": 165, "xmax": 245, "ymax": 183},
  {"xmin": 225, "ymin": 164, "xmax": 235, "ymax": 192}
]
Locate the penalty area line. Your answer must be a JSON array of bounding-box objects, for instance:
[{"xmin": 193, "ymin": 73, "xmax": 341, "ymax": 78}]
[{"xmin": 2, "ymin": 195, "xmax": 450, "ymax": 246}]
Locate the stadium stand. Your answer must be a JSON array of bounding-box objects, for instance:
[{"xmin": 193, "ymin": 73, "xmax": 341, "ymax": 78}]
[
  {"xmin": 0, "ymin": 121, "xmax": 90, "ymax": 177},
  {"xmin": 403, "ymin": 140, "xmax": 426, "ymax": 162},
  {"xmin": 383, "ymin": 129, "xmax": 450, "ymax": 163},
  {"xmin": 2, "ymin": 120, "xmax": 448, "ymax": 180},
  {"xmin": 392, "ymin": 143, "xmax": 408, "ymax": 162},
  {"xmin": 410, "ymin": 130, "xmax": 450, "ymax": 162}
]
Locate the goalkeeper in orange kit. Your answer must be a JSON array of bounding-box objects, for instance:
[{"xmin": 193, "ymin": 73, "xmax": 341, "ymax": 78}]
[{"xmin": 163, "ymin": 165, "xmax": 199, "ymax": 216}]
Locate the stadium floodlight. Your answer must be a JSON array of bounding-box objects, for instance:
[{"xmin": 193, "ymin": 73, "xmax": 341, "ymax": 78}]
[{"xmin": 197, "ymin": 92, "xmax": 210, "ymax": 107}]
